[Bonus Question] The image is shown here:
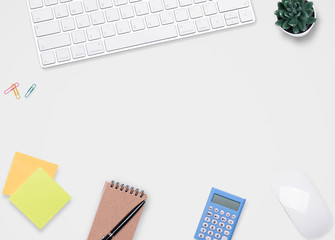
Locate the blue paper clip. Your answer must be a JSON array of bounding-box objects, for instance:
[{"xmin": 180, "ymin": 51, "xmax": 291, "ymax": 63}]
[{"xmin": 25, "ymin": 84, "xmax": 36, "ymax": 98}]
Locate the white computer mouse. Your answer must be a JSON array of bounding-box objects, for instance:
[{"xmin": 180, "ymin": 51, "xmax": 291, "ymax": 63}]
[{"xmin": 272, "ymin": 169, "xmax": 332, "ymax": 239}]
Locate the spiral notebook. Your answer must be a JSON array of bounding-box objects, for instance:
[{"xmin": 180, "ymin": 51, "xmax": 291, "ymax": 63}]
[{"xmin": 88, "ymin": 181, "xmax": 147, "ymax": 240}]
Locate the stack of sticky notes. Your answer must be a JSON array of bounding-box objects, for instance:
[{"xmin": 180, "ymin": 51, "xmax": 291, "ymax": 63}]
[{"xmin": 3, "ymin": 152, "xmax": 71, "ymax": 229}]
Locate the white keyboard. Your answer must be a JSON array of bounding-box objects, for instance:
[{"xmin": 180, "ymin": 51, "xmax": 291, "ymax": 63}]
[{"xmin": 27, "ymin": 0, "xmax": 255, "ymax": 68}]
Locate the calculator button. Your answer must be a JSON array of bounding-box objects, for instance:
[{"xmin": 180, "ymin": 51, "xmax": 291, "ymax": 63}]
[
  {"xmin": 221, "ymin": 237, "xmax": 228, "ymax": 240},
  {"xmin": 224, "ymin": 231, "xmax": 230, "ymax": 236},
  {"xmin": 220, "ymin": 210, "xmax": 225, "ymax": 215},
  {"xmin": 198, "ymin": 233, "xmax": 204, "ymax": 238},
  {"xmin": 217, "ymin": 227, "xmax": 223, "ymax": 233},
  {"xmin": 232, "ymin": 215, "xmax": 236, "ymax": 219},
  {"xmin": 207, "ymin": 212, "xmax": 213, "ymax": 217},
  {"xmin": 214, "ymin": 214, "xmax": 219, "ymax": 219},
  {"xmin": 226, "ymin": 212, "xmax": 231, "ymax": 217},
  {"xmin": 214, "ymin": 208, "xmax": 219, "ymax": 213},
  {"xmin": 228, "ymin": 220, "xmax": 234, "ymax": 225},
  {"xmin": 208, "ymin": 231, "xmax": 214, "ymax": 236},
  {"xmin": 203, "ymin": 223, "xmax": 209, "ymax": 227},
  {"xmin": 219, "ymin": 222, "xmax": 225, "ymax": 227},
  {"xmin": 209, "ymin": 206, "xmax": 213, "ymax": 210},
  {"xmin": 226, "ymin": 225, "xmax": 232, "ymax": 230},
  {"xmin": 205, "ymin": 217, "xmax": 210, "ymax": 222},
  {"xmin": 212, "ymin": 220, "xmax": 218, "ymax": 225},
  {"xmin": 221, "ymin": 217, "xmax": 227, "ymax": 222},
  {"xmin": 215, "ymin": 233, "xmax": 221, "ymax": 238},
  {"xmin": 205, "ymin": 237, "xmax": 211, "ymax": 240},
  {"xmin": 210, "ymin": 225, "xmax": 215, "ymax": 230},
  {"xmin": 201, "ymin": 228, "xmax": 206, "ymax": 233}
]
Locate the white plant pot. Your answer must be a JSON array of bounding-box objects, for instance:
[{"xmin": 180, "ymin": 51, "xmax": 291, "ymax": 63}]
[{"xmin": 279, "ymin": 7, "xmax": 316, "ymax": 38}]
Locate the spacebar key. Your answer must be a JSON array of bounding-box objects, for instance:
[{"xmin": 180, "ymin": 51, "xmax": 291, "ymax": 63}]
[{"xmin": 105, "ymin": 25, "xmax": 178, "ymax": 52}]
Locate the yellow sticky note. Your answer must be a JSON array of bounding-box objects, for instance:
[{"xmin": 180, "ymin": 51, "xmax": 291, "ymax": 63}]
[
  {"xmin": 3, "ymin": 152, "xmax": 58, "ymax": 196},
  {"xmin": 10, "ymin": 168, "xmax": 71, "ymax": 229}
]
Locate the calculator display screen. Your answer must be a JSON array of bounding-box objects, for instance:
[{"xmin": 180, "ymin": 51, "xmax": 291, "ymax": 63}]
[{"xmin": 212, "ymin": 194, "xmax": 240, "ymax": 211}]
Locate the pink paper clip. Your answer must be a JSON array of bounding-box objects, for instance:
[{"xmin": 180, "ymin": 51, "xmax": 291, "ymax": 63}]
[{"xmin": 4, "ymin": 82, "xmax": 19, "ymax": 94}]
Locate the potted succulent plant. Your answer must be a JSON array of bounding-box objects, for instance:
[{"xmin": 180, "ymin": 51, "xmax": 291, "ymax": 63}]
[{"xmin": 275, "ymin": 0, "xmax": 317, "ymax": 37}]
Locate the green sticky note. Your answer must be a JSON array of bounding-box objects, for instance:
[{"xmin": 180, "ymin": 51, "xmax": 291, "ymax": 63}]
[{"xmin": 10, "ymin": 168, "xmax": 71, "ymax": 229}]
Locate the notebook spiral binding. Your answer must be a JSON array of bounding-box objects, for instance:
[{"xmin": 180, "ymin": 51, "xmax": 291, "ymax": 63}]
[{"xmin": 111, "ymin": 181, "xmax": 145, "ymax": 198}]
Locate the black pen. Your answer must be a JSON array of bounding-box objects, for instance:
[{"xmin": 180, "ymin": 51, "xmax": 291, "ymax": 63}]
[{"xmin": 101, "ymin": 200, "xmax": 146, "ymax": 240}]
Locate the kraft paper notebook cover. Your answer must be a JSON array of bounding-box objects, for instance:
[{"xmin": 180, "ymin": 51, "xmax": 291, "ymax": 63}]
[
  {"xmin": 3, "ymin": 152, "xmax": 58, "ymax": 196},
  {"xmin": 88, "ymin": 181, "xmax": 147, "ymax": 240}
]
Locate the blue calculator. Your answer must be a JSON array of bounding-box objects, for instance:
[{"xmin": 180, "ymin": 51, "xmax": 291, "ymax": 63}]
[{"xmin": 194, "ymin": 188, "xmax": 246, "ymax": 240}]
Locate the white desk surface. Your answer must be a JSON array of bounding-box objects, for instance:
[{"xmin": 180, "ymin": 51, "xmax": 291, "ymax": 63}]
[{"xmin": 1, "ymin": 0, "xmax": 335, "ymax": 239}]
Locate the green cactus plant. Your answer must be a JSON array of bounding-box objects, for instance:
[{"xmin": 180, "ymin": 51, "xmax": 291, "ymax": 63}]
[{"xmin": 275, "ymin": 0, "xmax": 316, "ymax": 34}]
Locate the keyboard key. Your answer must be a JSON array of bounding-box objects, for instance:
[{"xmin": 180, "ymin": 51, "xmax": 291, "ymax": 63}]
[
  {"xmin": 45, "ymin": 0, "xmax": 58, "ymax": 6},
  {"xmin": 163, "ymin": 0, "xmax": 178, "ymax": 10},
  {"xmin": 149, "ymin": 0, "xmax": 164, "ymax": 13},
  {"xmin": 61, "ymin": 18, "xmax": 76, "ymax": 31},
  {"xmin": 35, "ymin": 20, "xmax": 61, "ymax": 37},
  {"xmin": 71, "ymin": 45, "xmax": 86, "ymax": 58},
  {"xmin": 29, "ymin": 0, "xmax": 43, "ymax": 9},
  {"xmin": 69, "ymin": 2, "xmax": 84, "ymax": 15},
  {"xmin": 116, "ymin": 20, "xmax": 131, "ymax": 34},
  {"xmin": 72, "ymin": 30, "xmax": 87, "ymax": 43},
  {"xmin": 217, "ymin": 0, "xmax": 249, "ymax": 12},
  {"xmin": 160, "ymin": 11, "xmax": 174, "ymax": 25},
  {"xmin": 179, "ymin": 0, "xmax": 192, "ymax": 6},
  {"xmin": 86, "ymin": 27, "xmax": 101, "ymax": 40},
  {"xmin": 210, "ymin": 15, "xmax": 224, "ymax": 28},
  {"xmin": 226, "ymin": 17, "xmax": 239, "ymax": 25},
  {"xmin": 196, "ymin": 18, "xmax": 210, "ymax": 31},
  {"xmin": 60, "ymin": 0, "xmax": 72, "ymax": 2},
  {"xmin": 189, "ymin": 5, "xmax": 203, "ymax": 19},
  {"xmin": 32, "ymin": 8, "xmax": 54, "ymax": 23},
  {"xmin": 114, "ymin": 0, "xmax": 127, "ymax": 6},
  {"xmin": 38, "ymin": 33, "xmax": 71, "ymax": 51},
  {"xmin": 105, "ymin": 25, "xmax": 177, "ymax": 51},
  {"xmin": 84, "ymin": 0, "xmax": 99, "ymax": 12},
  {"xmin": 86, "ymin": 41, "xmax": 105, "ymax": 55},
  {"xmin": 224, "ymin": 11, "xmax": 237, "ymax": 19},
  {"xmin": 203, "ymin": 2, "xmax": 217, "ymax": 15},
  {"xmin": 129, "ymin": 0, "xmax": 141, "ymax": 3},
  {"xmin": 76, "ymin": 14, "xmax": 91, "ymax": 28},
  {"xmin": 174, "ymin": 8, "xmax": 188, "ymax": 22},
  {"xmin": 40, "ymin": 51, "xmax": 56, "ymax": 65},
  {"xmin": 56, "ymin": 48, "xmax": 71, "ymax": 62},
  {"xmin": 91, "ymin": 11, "xmax": 106, "ymax": 25},
  {"xmin": 120, "ymin": 5, "xmax": 135, "ymax": 19},
  {"xmin": 101, "ymin": 24, "xmax": 116, "ymax": 37},
  {"xmin": 99, "ymin": 0, "xmax": 113, "ymax": 8},
  {"xmin": 145, "ymin": 15, "xmax": 160, "ymax": 28},
  {"xmin": 106, "ymin": 8, "xmax": 120, "ymax": 22},
  {"xmin": 54, "ymin": 5, "xmax": 69, "ymax": 18},
  {"xmin": 131, "ymin": 18, "xmax": 145, "ymax": 31},
  {"xmin": 135, "ymin": 2, "xmax": 149, "ymax": 16},
  {"xmin": 178, "ymin": 21, "xmax": 195, "ymax": 35},
  {"xmin": 239, "ymin": 8, "xmax": 253, "ymax": 22},
  {"xmin": 194, "ymin": 0, "xmax": 206, "ymax": 4}
]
